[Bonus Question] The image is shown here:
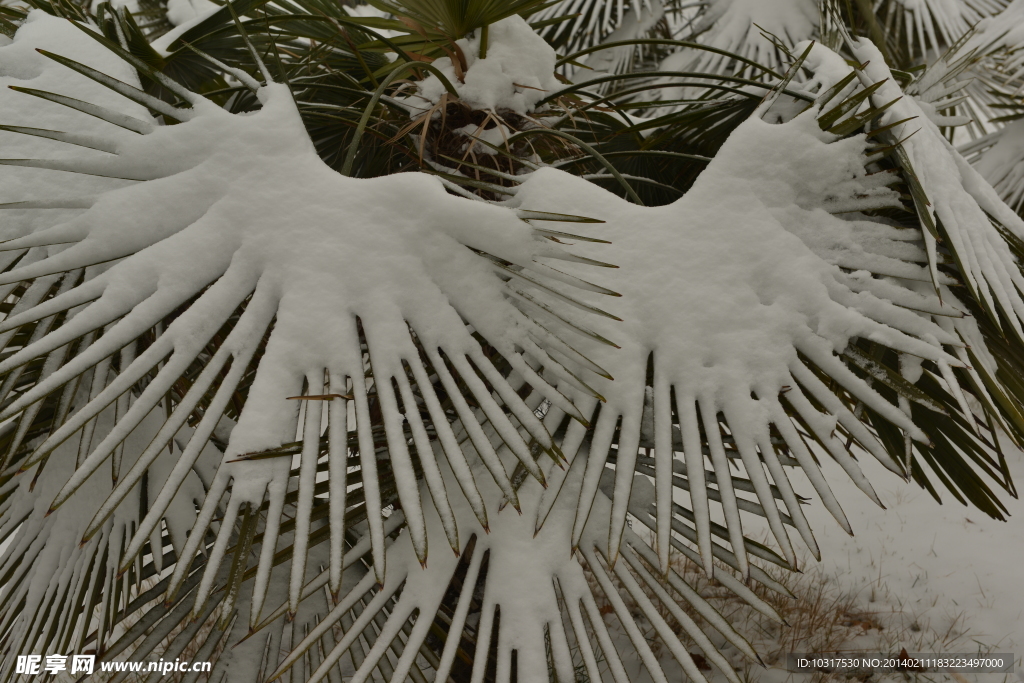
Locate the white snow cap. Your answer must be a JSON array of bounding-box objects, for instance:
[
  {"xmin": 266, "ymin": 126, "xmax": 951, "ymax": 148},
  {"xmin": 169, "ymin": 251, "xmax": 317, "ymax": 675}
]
[{"xmin": 417, "ymin": 15, "xmax": 559, "ymax": 112}]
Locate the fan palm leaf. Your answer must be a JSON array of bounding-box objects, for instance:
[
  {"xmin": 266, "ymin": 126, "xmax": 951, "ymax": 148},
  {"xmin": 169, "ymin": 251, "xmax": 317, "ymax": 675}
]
[{"xmin": 0, "ymin": 5, "xmax": 1021, "ymax": 683}]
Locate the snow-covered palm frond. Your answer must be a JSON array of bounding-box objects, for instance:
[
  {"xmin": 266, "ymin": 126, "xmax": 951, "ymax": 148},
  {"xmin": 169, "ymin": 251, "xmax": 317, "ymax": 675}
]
[
  {"xmin": 257, "ymin": 48, "xmax": 1024, "ymax": 679},
  {"xmin": 948, "ymin": 2, "xmax": 1024, "ymax": 210},
  {"xmin": 508, "ymin": 88, "xmax": 1017, "ymax": 576},
  {"xmin": 533, "ymin": 0, "xmax": 668, "ymax": 82},
  {"xmin": 961, "ymin": 0, "xmax": 1024, "ymax": 94},
  {"xmin": 0, "ymin": 11, "xmax": 612, "ymax": 658},
  {"xmin": 262, "ymin": 448, "xmax": 782, "ymax": 683},
  {"xmin": 79, "ymin": 492, "xmax": 408, "ymax": 682},
  {"xmin": 646, "ymin": 0, "xmax": 1007, "ymax": 114},
  {"xmin": 1, "ymin": 6, "xmax": 1023, "ymax": 683},
  {"xmin": 850, "ymin": 39, "xmax": 1024, "ymax": 332}
]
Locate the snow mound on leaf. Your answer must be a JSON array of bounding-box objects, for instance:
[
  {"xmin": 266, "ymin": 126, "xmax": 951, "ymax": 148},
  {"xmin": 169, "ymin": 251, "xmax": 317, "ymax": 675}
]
[
  {"xmin": 509, "ymin": 102, "xmax": 972, "ymax": 576},
  {"xmin": 417, "ymin": 15, "xmax": 559, "ymax": 112},
  {"xmin": 0, "ymin": 31, "xmax": 594, "ymax": 630},
  {"xmin": 0, "ymin": 81, "xmax": 568, "ymax": 461},
  {"xmin": 514, "ymin": 109, "xmax": 943, "ymax": 416}
]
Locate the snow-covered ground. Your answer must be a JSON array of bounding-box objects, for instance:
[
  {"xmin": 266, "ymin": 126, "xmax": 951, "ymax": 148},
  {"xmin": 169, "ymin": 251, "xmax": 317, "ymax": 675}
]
[
  {"xmin": 604, "ymin": 440, "xmax": 1024, "ymax": 683},
  {"xmin": 786, "ymin": 439, "xmax": 1024, "ymax": 682},
  {"xmin": 693, "ymin": 436, "xmax": 1024, "ymax": 683}
]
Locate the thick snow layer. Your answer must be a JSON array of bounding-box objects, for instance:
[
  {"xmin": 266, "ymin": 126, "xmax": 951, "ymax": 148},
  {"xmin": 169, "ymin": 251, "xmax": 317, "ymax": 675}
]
[
  {"xmin": 507, "ymin": 85, "xmax": 1014, "ymax": 579},
  {"xmin": 0, "ymin": 84, "xmax": 571, "ymax": 458},
  {"xmin": 515, "ymin": 115, "xmax": 930, "ymax": 415},
  {"xmin": 0, "ymin": 16, "xmax": 600, "ymax": 624},
  {"xmin": 416, "ymin": 15, "xmax": 560, "ymax": 113},
  {"xmin": 514, "ymin": 110, "xmax": 954, "ymax": 421}
]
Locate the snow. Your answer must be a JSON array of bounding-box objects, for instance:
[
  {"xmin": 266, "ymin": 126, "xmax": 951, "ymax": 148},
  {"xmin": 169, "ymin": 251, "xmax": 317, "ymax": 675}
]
[
  {"xmin": 852, "ymin": 39, "xmax": 1024, "ymax": 338},
  {"xmin": 0, "ymin": 79, "xmax": 571, "ymax": 458},
  {"xmin": 805, "ymin": 439, "xmax": 1024, "ymax": 672},
  {"xmin": 504, "ymin": 43, "xmax": 1024, "ymax": 598},
  {"xmin": 2, "ymin": 12, "xmax": 1023, "ymax": 683},
  {"xmin": 150, "ymin": 2, "xmax": 222, "ymax": 54},
  {"xmin": 164, "ymin": 0, "xmax": 218, "ymax": 27},
  {"xmin": 575, "ymin": 438, "xmax": 1024, "ymax": 683},
  {"xmin": 416, "ymin": 15, "xmax": 560, "ymax": 113},
  {"xmin": 511, "ymin": 103, "xmax": 957, "ymax": 488},
  {"xmin": 689, "ymin": 436, "xmax": 1024, "ymax": 683},
  {"xmin": 961, "ymin": 0, "xmax": 1024, "ymax": 77},
  {"xmin": 0, "ymin": 17, "xmax": 604, "ymax": 630}
]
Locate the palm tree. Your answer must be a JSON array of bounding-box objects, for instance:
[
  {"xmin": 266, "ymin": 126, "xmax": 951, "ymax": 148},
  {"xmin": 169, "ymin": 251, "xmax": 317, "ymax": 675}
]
[{"xmin": 0, "ymin": 0, "xmax": 1021, "ymax": 681}]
